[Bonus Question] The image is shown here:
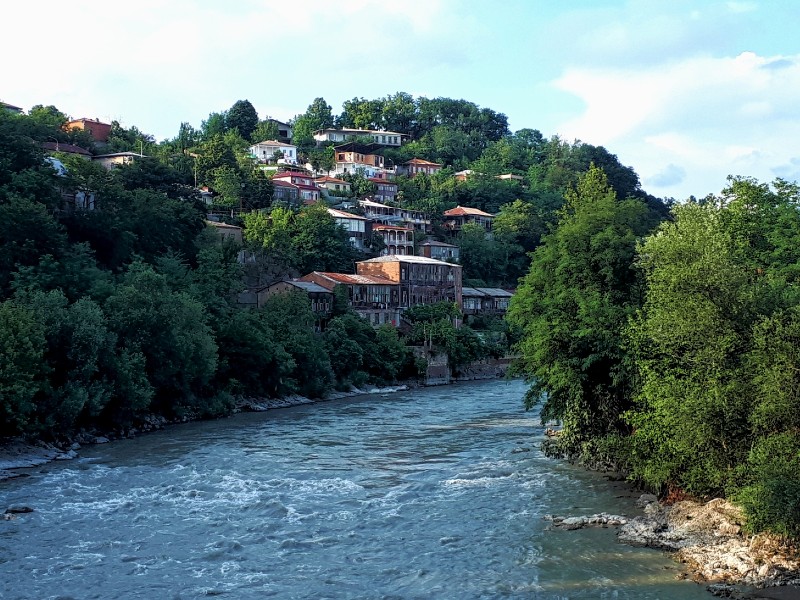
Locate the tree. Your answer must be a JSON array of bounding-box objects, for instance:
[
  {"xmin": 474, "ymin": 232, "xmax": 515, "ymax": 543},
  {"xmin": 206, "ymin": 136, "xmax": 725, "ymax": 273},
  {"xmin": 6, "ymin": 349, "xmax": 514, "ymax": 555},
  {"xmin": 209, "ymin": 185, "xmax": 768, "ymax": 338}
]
[
  {"xmin": 0, "ymin": 301, "xmax": 46, "ymax": 436},
  {"xmin": 508, "ymin": 165, "xmax": 656, "ymax": 458},
  {"xmin": 251, "ymin": 120, "xmax": 280, "ymax": 143},
  {"xmin": 625, "ymin": 177, "xmax": 800, "ymax": 500},
  {"xmin": 226, "ymin": 99, "xmax": 259, "ymax": 140}
]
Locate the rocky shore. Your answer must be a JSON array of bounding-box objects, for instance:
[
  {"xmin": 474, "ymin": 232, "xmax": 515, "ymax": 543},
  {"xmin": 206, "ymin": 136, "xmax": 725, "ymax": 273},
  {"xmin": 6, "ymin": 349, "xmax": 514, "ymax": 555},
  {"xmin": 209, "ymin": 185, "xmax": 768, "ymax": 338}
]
[{"xmin": 546, "ymin": 494, "xmax": 800, "ymax": 598}]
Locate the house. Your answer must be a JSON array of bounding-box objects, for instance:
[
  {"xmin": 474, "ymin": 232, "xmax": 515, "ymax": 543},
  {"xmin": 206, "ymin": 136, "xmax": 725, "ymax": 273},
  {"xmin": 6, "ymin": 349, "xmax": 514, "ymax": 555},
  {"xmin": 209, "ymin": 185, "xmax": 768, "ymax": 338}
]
[
  {"xmin": 206, "ymin": 220, "xmax": 243, "ymax": 244},
  {"xmin": 332, "ymin": 142, "xmax": 392, "ymax": 179},
  {"xmin": 45, "ymin": 156, "xmax": 96, "ymax": 211},
  {"xmin": 443, "ymin": 205, "xmax": 494, "ymax": 233},
  {"xmin": 314, "ymin": 128, "xmax": 405, "ymax": 147},
  {"xmin": 454, "ymin": 169, "xmax": 475, "ymax": 182},
  {"xmin": 41, "ymin": 141, "xmax": 92, "ymax": 159},
  {"xmin": 65, "ymin": 118, "xmax": 112, "ymax": 143},
  {"xmin": 250, "ymin": 140, "xmax": 298, "ymax": 165},
  {"xmin": 327, "ymin": 208, "xmax": 371, "ymax": 251},
  {"xmin": 299, "ymin": 271, "xmax": 401, "ymax": 327},
  {"xmin": 372, "ymin": 225, "xmax": 415, "ymax": 256},
  {"xmin": 271, "ymin": 179, "xmax": 300, "ymax": 206},
  {"xmin": 259, "ymin": 280, "xmax": 333, "ymax": 329},
  {"xmin": 496, "ymin": 173, "xmax": 525, "ymax": 182},
  {"xmin": 397, "ymin": 158, "xmax": 442, "ymax": 177},
  {"xmin": 356, "ymin": 255, "xmax": 462, "ymax": 308},
  {"xmin": 267, "ymin": 118, "xmax": 293, "ymax": 140},
  {"xmin": 272, "ymin": 171, "xmax": 319, "ymax": 203},
  {"xmin": 1, "ymin": 101, "xmax": 23, "ymax": 114},
  {"xmin": 461, "ymin": 287, "xmax": 514, "ymax": 316},
  {"xmin": 418, "ymin": 240, "xmax": 459, "ymax": 263},
  {"xmin": 359, "ymin": 199, "xmax": 431, "ymax": 233},
  {"xmin": 368, "ymin": 178, "xmax": 398, "ymax": 203},
  {"xmin": 315, "ymin": 175, "xmax": 351, "ymax": 197},
  {"xmin": 92, "ymin": 151, "xmax": 145, "ymax": 169}
]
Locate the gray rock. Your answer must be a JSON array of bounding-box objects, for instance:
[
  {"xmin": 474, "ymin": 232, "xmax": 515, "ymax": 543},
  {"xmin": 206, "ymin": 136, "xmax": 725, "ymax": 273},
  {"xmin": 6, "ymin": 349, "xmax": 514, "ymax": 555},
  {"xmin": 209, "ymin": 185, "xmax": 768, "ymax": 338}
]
[{"xmin": 5, "ymin": 505, "xmax": 33, "ymax": 514}]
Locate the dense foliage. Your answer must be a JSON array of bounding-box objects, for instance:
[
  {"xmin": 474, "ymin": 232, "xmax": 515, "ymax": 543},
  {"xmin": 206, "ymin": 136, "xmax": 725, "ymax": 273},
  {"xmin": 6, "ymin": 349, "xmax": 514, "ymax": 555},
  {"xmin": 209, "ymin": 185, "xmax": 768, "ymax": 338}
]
[{"xmin": 510, "ymin": 174, "xmax": 800, "ymax": 538}]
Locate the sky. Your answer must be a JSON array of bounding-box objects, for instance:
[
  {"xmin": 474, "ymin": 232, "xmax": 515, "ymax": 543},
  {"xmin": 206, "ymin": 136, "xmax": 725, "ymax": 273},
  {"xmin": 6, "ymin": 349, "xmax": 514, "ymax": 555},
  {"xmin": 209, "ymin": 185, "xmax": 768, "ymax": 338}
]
[{"xmin": 3, "ymin": 0, "xmax": 800, "ymax": 201}]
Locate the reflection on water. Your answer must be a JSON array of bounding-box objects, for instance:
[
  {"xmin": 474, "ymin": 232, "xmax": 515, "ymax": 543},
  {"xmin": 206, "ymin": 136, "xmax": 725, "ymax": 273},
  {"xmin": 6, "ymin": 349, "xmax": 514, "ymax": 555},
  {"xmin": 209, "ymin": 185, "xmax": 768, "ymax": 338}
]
[{"xmin": 0, "ymin": 379, "xmax": 711, "ymax": 599}]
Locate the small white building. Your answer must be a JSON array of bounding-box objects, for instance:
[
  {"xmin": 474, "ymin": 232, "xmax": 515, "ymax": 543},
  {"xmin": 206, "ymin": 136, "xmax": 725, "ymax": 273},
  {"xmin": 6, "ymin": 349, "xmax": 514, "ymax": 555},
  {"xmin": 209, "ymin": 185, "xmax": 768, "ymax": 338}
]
[{"xmin": 249, "ymin": 140, "xmax": 298, "ymax": 165}]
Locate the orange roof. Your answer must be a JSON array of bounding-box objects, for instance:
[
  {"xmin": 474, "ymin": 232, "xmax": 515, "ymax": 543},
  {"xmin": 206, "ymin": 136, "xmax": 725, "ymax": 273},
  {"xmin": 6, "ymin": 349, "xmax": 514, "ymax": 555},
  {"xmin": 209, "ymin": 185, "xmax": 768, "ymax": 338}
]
[
  {"xmin": 404, "ymin": 158, "xmax": 442, "ymax": 167},
  {"xmin": 305, "ymin": 272, "xmax": 397, "ymax": 288},
  {"xmin": 315, "ymin": 176, "xmax": 350, "ymax": 184},
  {"xmin": 443, "ymin": 205, "xmax": 494, "ymax": 218}
]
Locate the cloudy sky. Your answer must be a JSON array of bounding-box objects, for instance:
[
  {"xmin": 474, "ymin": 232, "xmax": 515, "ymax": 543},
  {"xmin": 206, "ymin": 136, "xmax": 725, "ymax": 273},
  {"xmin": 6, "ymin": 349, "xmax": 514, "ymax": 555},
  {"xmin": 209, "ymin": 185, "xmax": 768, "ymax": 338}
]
[{"xmin": 3, "ymin": 0, "xmax": 799, "ymax": 200}]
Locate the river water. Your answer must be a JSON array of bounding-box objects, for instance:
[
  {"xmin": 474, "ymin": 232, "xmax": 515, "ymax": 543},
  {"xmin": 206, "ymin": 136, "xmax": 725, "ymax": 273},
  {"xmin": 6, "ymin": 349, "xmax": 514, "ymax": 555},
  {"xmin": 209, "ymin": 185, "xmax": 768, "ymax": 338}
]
[{"xmin": 0, "ymin": 379, "xmax": 712, "ymax": 599}]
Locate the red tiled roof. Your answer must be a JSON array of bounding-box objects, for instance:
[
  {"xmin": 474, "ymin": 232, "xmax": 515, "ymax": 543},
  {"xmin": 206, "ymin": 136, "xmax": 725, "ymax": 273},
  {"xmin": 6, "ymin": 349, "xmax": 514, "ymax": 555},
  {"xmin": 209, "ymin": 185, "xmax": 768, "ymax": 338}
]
[
  {"xmin": 315, "ymin": 176, "xmax": 350, "ymax": 184},
  {"xmin": 272, "ymin": 180, "xmax": 298, "ymax": 188},
  {"xmin": 306, "ymin": 272, "xmax": 397, "ymax": 287},
  {"xmin": 368, "ymin": 177, "xmax": 397, "ymax": 185},
  {"xmin": 404, "ymin": 158, "xmax": 442, "ymax": 167},
  {"xmin": 41, "ymin": 141, "xmax": 92, "ymax": 156},
  {"xmin": 443, "ymin": 205, "xmax": 494, "ymax": 218}
]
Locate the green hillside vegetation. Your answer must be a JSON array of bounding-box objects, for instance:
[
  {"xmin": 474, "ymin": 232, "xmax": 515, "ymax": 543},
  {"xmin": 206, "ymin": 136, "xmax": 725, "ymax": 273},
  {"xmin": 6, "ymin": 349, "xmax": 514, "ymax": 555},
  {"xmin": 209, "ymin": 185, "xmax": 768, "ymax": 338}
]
[
  {"xmin": 2, "ymin": 93, "xmax": 651, "ymax": 442},
  {"xmin": 509, "ymin": 170, "xmax": 800, "ymax": 539}
]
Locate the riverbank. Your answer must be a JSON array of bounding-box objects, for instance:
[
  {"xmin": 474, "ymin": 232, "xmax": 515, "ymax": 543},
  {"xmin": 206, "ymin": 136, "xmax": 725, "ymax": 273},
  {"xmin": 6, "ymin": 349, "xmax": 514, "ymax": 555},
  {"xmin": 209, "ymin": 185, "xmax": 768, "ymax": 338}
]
[
  {"xmin": 547, "ymin": 485, "xmax": 800, "ymax": 597},
  {"xmin": 0, "ymin": 383, "xmax": 418, "ymax": 482}
]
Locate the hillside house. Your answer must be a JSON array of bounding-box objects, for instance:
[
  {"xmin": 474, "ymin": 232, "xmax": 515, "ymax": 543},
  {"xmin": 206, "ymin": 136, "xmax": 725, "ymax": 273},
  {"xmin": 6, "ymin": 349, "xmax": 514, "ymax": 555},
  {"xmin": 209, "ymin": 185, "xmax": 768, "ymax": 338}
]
[
  {"xmin": 333, "ymin": 142, "xmax": 392, "ymax": 179},
  {"xmin": 1, "ymin": 101, "xmax": 23, "ymax": 114},
  {"xmin": 41, "ymin": 141, "xmax": 92, "ymax": 159},
  {"xmin": 356, "ymin": 255, "xmax": 462, "ymax": 308},
  {"xmin": 372, "ymin": 224, "xmax": 415, "ymax": 256},
  {"xmin": 461, "ymin": 287, "xmax": 514, "ymax": 316},
  {"xmin": 273, "ymin": 171, "xmax": 319, "ymax": 203},
  {"xmin": 206, "ymin": 220, "xmax": 243, "ymax": 244},
  {"xmin": 92, "ymin": 152, "xmax": 145, "ymax": 169},
  {"xmin": 250, "ymin": 140, "xmax": 298, "ymax": 165},
  {"xmin": 359, "ymin": 199, "xmax": 430, "ymax": 233},
  {"xmin": 314, "ymin": 128, "xmax": 405, "ymax": 147},
  {"xmin": 271, "ymin": 179, "xmax": 300, "ymax": 206},
  {"xmin": 327, "ymin": 208, "xmax": 372, "ymax": 251},
  {"xmin": 299, "ymin": 271, "xmax": 401, "ymax": 327},
  {"xmin": 369, "ymin": 178, "xmax": 398, "ymax": 203},
  {"xmin": 443, "ymin": 205, "xmax": 494, "ymax": 233},
  {"xmin": 397, "ymin": 158, "xmax": 442, "ymax": 177},
  {"xmin": 418, "ymin": 240, "xmax": 459, "ymax": 262},
  {"xmin": 315, "ymin": 175, "xmax": 351, "ymax": 197},
  {"xmin": 65, "ymin": 118, "xmax": 112, "ymax": 143}
]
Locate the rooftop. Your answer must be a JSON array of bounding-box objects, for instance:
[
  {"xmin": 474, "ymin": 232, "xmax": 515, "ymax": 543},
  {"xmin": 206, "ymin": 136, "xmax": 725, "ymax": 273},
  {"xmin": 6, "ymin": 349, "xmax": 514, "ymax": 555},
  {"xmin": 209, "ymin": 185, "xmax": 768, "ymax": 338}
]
[
  {"xmin": 443, "ymin": 205, "xmax": 494, "ymax": 218},
  {"xmin": 420, "ymin": 240, "xmax": 458, "ymax": 248},
  {"xmin": 358, "ymin": 255, "xmax": 461, "ymax": 267},
  {"xmin": 404, "ymin": 158, "xmax": 442, "ymax": 167},
  {"xmin": 315, "ymin": 176, "xmax": 350, "ymax": 184},
  {"xmin": 41, "ymin": 141, "xmax": 92, "ymax": 156},
  {"xmin": 280, "ymin": 280, "xmax": 332, "ymax": 294},
  {"xmin": 252, "ymin": 140, "xmax": 296, "ymax": 148},
  {"xmin": 328, "ymin": 208, "xmax": 367, "ymax": 220},
  {"xmin": 307, "ymin": 272, "xmax": 397, "ymax": 287}
]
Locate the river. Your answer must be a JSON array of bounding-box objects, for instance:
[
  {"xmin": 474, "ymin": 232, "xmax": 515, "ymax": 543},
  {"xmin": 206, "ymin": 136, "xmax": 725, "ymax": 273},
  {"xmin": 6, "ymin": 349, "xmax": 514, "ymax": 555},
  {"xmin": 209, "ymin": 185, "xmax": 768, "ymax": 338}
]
[{"xmin": 0, "ymin": 379, "xmax": 713, "ymax": 599}]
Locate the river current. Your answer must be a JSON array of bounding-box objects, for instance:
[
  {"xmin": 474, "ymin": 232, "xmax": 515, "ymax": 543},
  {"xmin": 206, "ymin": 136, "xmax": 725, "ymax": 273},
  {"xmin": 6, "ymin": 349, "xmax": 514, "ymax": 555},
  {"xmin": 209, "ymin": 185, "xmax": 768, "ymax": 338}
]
[{"xmin": 0, "ymin": 379, "xmax": 712, "ymax": 599}]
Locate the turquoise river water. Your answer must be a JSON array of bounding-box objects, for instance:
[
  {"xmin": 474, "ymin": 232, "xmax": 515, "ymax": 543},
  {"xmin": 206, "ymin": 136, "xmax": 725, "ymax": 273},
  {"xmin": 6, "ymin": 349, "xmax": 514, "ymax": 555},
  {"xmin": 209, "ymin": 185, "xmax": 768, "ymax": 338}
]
[{"xmin": 0, "ymin": 379, "xmax": 714, "ymax": 599}]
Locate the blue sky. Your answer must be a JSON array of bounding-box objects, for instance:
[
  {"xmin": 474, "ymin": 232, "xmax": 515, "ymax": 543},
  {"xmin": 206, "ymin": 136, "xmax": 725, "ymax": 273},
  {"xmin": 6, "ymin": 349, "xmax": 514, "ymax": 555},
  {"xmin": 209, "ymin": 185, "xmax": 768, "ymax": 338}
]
[{"xmin": 4, "ymin": 0, "xmax": 800, "ymax": 200}]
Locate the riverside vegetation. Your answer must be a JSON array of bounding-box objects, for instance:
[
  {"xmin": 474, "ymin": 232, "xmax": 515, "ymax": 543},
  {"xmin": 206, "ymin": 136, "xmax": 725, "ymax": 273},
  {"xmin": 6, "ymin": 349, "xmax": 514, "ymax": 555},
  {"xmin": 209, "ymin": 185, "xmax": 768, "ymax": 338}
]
[{"xmin": 2, "ymin": 96, "xmax": 798, "ymax": 553}]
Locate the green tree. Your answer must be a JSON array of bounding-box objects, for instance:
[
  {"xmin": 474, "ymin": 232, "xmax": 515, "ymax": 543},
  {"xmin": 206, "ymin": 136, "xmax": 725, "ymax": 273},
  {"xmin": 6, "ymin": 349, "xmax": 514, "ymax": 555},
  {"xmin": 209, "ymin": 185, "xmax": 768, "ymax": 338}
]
[
  {"xmin": 226, "ymin": 99, "xmax": 259, "ymax": 140},
  {"xmin": 508, "ymin": 165, "xmax": 655, "ymax": 458}
]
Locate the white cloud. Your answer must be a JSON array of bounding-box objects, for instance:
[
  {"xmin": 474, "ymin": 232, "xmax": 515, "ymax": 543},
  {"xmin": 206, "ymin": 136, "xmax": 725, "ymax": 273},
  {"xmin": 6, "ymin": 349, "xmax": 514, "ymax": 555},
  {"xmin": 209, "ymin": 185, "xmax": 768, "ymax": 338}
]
[{"xmin": 551, "ymin": 51, "xmax": 800, "ymax": 199}]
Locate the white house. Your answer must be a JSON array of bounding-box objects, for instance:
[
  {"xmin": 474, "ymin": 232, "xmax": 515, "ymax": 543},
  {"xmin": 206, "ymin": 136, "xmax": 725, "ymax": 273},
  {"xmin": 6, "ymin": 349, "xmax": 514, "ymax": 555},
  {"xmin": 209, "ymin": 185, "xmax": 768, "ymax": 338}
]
[
  {"xmin": 313, "ymin": 128, "xmax": 406, "ymax": 147},
  {"xmin": 249, "ymin": 140, "xmax": 298, "ymax": 165}
]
